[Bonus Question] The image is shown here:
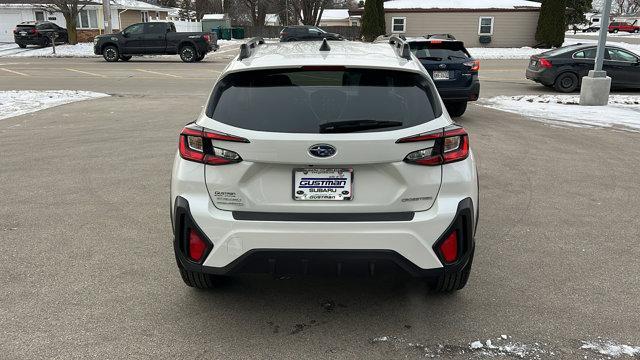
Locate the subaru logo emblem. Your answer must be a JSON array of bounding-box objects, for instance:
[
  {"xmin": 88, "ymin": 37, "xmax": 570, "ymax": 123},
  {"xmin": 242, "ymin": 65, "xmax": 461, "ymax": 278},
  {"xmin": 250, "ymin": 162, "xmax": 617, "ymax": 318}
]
[
  {"xmin": 439, "ymin": 63, "xmax": 447, "ymax": 69},
  {"xmin": 308, "ymin": 144, "xmax": 337, "ymax": 158}
]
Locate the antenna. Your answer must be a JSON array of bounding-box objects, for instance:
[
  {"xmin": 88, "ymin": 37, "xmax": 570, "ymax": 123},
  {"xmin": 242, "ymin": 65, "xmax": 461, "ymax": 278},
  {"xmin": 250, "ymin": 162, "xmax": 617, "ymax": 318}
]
[{"xmin": 319, "ymin": 38, "xmax": 331, "ymax": 51}]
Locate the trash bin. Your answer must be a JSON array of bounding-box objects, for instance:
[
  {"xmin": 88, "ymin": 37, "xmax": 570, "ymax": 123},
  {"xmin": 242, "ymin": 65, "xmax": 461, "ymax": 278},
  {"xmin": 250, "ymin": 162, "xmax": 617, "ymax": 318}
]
[
  {"xmin": 231, "ymin": 27, "xmax": 245, "ymax": 39},
  {"xmin": 212, "ymin": 27, "xmax": 222, "ymax": 40},
  {"xmin": 220, "ymin": 28, "xmax": 232, "ymax": 40}
]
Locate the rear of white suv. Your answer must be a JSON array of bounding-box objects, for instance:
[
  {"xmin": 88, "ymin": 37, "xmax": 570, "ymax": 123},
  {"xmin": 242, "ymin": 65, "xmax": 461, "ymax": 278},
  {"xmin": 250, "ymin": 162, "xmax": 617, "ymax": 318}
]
[{"xmin": 171, "ymin": 38, "xmax": 478, "ymax": 292}]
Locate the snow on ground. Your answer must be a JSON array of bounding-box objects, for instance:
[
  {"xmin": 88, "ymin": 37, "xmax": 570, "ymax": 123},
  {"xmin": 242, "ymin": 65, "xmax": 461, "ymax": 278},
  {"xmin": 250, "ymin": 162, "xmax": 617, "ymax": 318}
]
[
  {"xmin": 0, "ymin": 39, "xmax": 244, "ymax": 58},
  {"xmin": 581, "ymin": 340, "xmax": 640, "ymax": 357},
  {"xmin": 479, "ymin": 95, "xmax": 640, "ymax": 132},
  {"xmin": 0, "ymin": 90, "xmax": 109, "ymax": 121}
]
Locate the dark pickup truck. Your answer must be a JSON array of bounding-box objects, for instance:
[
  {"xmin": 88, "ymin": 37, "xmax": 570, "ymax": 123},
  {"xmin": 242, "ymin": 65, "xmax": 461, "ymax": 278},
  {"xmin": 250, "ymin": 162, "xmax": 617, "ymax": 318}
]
[{"xmin": 93, "ymin": 22, "xmax": 218, "ymax": 62}]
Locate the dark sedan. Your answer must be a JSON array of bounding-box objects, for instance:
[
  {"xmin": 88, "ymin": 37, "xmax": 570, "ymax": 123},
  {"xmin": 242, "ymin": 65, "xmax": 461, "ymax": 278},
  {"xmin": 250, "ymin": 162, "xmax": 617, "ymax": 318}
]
[
  {"xmin": 14, "ymin": 21, "xmax": 68, "ymax": 48},
  {"xmin": 279, "ymin": 25, "xmax": 343, "ymax": 42},
  {"xmin": 526, "ymin": 44, "xmax": 640, "ymax": 92}
]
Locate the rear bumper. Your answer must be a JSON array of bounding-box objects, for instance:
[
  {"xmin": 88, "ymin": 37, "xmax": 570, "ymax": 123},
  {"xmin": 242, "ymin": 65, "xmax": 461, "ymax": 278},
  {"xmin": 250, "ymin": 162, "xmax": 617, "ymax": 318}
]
[
  {"xmin": 437, "ymin": 79, "xmax": 480, "ymax": 102},
  {"xmin": 526, "ymin": 68, "xmax": 556, "ymax": 86},
  {"xmin": 170, "ymin": 152, "xmax": 479, "ymax": 277},
  {"xmin": 14, "ymin": 36, "xmax": 44, "ymax": 45},
  {"xmin": 174, "ymin": 196, "xmax": 475, "ymax": 277}
]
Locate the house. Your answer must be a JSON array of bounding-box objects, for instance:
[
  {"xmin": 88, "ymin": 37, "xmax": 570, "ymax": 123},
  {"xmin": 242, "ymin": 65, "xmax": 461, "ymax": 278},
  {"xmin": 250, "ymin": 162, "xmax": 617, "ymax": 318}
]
[
  {"xmin": 201, "ymin": 13, "xmax": 230, "ymax": 31},
  {"xmin": 350, "ymin": 0, "xmax": 542, "ymax": 47},
  {"xmin": 317, "ymin": 9, "xmax": 360, "ymax": 27},
  {"xmin": 265, "ymin": 13, "xmax": 280, "ymax": 26},
  {"xmin": 0, "ymin": 0, "xmax": 170, "ymax": 43}
]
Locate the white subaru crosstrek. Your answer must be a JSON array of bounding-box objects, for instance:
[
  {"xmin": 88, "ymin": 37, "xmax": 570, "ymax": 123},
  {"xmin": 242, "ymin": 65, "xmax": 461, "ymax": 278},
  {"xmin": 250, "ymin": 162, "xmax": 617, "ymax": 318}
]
[{"xmin": 171, "ymin": 37, "xmax": 478, "ymax": 292}]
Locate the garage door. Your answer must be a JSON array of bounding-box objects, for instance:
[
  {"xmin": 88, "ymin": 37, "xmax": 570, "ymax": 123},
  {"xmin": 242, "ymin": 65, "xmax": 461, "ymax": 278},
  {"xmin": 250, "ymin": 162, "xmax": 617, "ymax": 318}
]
[{"xmin": 0, "ymin": 12, "xmax": 24, "ymax": 42}]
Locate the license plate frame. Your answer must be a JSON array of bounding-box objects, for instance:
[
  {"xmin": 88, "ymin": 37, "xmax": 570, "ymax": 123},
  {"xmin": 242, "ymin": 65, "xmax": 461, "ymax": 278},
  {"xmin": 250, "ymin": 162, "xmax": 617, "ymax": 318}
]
[
  {"xmin": 432, "ymin": 70, "xmax": 450, "ymax": 80},
  {"xmin": 293, "ymin": 168, "xmax": 353, "ymax": 201}
]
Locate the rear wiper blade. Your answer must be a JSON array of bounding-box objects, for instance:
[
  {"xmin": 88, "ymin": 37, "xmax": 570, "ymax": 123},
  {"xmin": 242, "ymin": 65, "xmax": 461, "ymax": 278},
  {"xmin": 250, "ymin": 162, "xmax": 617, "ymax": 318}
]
[
  {"xmin": 448, "ymin": 55, "xmax": 468, "ymax": 60},
  {"xmin": 319, "ymin": 120, "xmax": 403, "ymax": 133}
]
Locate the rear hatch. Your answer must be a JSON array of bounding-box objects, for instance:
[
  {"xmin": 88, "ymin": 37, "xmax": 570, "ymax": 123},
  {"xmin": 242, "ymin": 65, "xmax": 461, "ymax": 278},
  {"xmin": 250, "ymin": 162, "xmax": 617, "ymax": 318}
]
[
  {"xmin": 14, "ymin": 24, "xmax": 37, "ymax": 39},
  {"xmin": 408, "ymin": 40, "xmax": 475, "ymax": 89},
  {"xmin": 199, "ymin": 67, "xmax": 446, "ymax": 213}
]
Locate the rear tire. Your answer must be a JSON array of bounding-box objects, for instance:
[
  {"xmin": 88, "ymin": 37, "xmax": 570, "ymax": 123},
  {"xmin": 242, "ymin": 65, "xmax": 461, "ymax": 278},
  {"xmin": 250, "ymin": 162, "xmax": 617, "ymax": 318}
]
[
  {"xmin": 17, "ymin": 43, "xmax": 26, "ymax": 48},
  {"xmin": 194, "ymin": 52, "xmax": 205, "ymax": 62},
  {"xmin": 613, "ymin": 29, "xmax": 619, "ymax": 33},
  {"xmin": 553, "ymin": 72, "xmax": 579, "ymax": 93},
  {"xmin": 119, "ymin": 55, "xmax": 132, "ymax": 61},
  {"xmin": 103, "ymin": 45, "xmax": 119, "ymax": 62},
  {"xmin": 178, "ymin": 267, "xmax": 226, "ymax": 289},
  {"xmin": 429, "ymin": 249, "xmax": 474, "ymax": 293},
  {"xmin": 445, "ymin": 101, "xmax": 468, "ymax": 117},
  {"xmin": 180, "ymin": 45, "xmax": 197, "ymax": 62}
]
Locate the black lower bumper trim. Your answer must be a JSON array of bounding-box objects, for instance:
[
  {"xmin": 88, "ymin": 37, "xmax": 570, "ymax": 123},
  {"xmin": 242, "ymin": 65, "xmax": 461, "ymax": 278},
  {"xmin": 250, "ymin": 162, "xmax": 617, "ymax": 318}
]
[{"xmin": 232, "ymin": 211, "xmax": 415, "ymax": 222}]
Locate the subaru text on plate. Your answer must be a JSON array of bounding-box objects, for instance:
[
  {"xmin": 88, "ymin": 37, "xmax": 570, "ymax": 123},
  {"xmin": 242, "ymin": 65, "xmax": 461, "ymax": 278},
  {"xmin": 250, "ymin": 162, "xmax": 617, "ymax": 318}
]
[{"xmin": 170, "ymin": 37, "xmax": 479, "ymax": 293}]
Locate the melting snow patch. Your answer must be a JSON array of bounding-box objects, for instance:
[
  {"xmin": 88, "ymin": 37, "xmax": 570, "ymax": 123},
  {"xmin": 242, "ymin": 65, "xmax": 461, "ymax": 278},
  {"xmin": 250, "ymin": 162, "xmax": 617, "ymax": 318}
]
[
  {"xmin": 0, "ymin": 90, "xmax": 109, "ymax": 120},
  {"xmin": 479, "ymin": 95, "xmax": 640, "ymax": 132},
  {"xmin": 468, "ymin": 338, "xmax": 546, "ymax": 359},
  {"xmin": 581, "ymin": 340, "xmax": 640, "ymax": 358}
]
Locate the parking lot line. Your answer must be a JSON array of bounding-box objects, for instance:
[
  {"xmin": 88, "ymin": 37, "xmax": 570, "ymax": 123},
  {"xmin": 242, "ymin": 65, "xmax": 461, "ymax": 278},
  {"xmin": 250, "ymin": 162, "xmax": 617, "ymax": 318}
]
[
  {"xmin": 136, "ymin": 69, "xmax": 181, "ymax": 78},
  {"xmin": 0, "ymin": 67, "xmax": 29, "ymax": 76},
  {"xmin": 65, "ymin": 68, "xmax": 107, "ymax": 78}
]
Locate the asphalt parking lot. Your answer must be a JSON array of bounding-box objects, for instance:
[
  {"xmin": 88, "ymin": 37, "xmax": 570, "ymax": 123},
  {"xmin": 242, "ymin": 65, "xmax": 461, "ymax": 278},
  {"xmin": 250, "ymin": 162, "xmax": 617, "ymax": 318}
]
[{"xmin": 1, "ymin": 53, "xmax": 639, "ymax": 359}]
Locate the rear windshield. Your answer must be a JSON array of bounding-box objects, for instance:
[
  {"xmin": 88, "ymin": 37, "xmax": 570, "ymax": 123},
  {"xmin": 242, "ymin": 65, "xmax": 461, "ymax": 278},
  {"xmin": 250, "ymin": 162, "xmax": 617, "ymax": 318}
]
[
  {"xmin": 206, "ymin": 68, "xmax": 441, "ymax": 134},
  {"xmin": 408, "ymin": 41, "xmax": 471, "ymax": 60},
  {"xmin": 16, "ymin": 25, "xmax": 35, "ymax": 29}
]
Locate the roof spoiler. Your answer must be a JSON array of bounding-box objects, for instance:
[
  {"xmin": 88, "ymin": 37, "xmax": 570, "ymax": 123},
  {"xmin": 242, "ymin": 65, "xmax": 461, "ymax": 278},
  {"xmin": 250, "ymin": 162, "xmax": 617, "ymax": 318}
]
[
  {"xmin": 389, "ymin": 35, "xmax": 412, "ymax": 61},
  {"xmin": 238, "ymin": 37, "xmax": 265, "ymax": 61}
]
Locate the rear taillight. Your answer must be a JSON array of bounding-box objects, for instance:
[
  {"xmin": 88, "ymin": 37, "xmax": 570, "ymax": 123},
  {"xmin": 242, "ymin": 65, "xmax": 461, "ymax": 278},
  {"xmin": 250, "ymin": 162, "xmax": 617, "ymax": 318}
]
[
  {"xmin": 538, "ymin": 58, "xmax": 552, "ymax": 68},
  {"xmin": 397, "ymin": 126, "xmax": 469, "ymax": 166},
  {"xmin": 30, "ymin": 28, "xmax": 37, "ymax": 34},
  {"xmin": 178, "ymin": 123, "xmax": 248, "ymax": 165},
  {"xmin": 13, "ymin": 28, "xmax": 18, "ymax": 34},
  {"xmin": 463, "ymin": 59, "xmax": 480, "ymax": 71},
  {"xmin": 203, "ymin": 34, "xmax": 211, "ymax": 42}
]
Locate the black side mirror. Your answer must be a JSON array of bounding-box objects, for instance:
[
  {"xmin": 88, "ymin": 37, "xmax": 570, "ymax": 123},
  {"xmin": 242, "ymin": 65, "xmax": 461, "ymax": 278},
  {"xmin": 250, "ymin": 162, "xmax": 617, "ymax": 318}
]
[{"xmin": 122, "ymin": 32, "xmax": 128, "ymax": 37}]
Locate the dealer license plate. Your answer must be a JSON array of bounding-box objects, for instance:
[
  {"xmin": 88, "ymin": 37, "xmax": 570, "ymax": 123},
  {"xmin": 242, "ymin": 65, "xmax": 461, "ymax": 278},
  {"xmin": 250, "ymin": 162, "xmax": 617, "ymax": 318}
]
[
  {"xmin": 432, "ymin": 70, "xmax": 450, "ymax": 80},
  {"xmin": 293, "ymin": 168, "xmax": 353, "ymax": 201}
]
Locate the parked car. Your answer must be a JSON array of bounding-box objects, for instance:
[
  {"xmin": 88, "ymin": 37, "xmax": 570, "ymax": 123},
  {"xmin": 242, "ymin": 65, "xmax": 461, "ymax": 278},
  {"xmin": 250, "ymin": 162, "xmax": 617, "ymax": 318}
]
[
  {"xmin": 171, "ymin": 37, "xmax": 478, "ymax": 293},
  {"xmin": 279, "ymin": 25, "xmax": 343, "ymax": 42},
  {"xmin": 93, "ymin": 22, "xmax": 218, "ymax": 62},
  {"xmin": 526, "ymin": 44, "xmax": 640, "ymax": 92},
  {"xmin": 608, "ymin": 21, "xmax": 640, "ymax": 33},
  {"xmin": 14, "ymin": 21, "xmax": 68, "ymax": 48},
  {"xmin": 581, "ymin": 25, "xmax": 601, "ymax": 33},
  {"xmin": 405, "ymin": 37, "xmax": 480, "ymax": 117}
]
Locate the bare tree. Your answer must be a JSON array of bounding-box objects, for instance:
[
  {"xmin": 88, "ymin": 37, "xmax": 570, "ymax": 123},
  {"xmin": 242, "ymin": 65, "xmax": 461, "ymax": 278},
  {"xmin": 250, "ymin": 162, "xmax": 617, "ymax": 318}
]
[
  {"xmin": 37, "ymin": 0, "xmax": 87, "ymax": 44},
  {"xmin": 613, "ymin": 0, "xmax": 640, "ymax": 14},
  {"xmin": 291, "ymin": 0, "xmax": 331, "ymax": 26},
  {"xmin": 244, "ymin": 0, "xmax": 275, "ymax": 26}
]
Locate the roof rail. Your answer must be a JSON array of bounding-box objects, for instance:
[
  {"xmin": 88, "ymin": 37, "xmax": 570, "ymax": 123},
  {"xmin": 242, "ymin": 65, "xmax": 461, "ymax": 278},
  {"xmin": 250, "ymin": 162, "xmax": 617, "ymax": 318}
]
[
  {"xmin": 388, "ymin": 36, "xmax": 412, "ymax": 61},
  {"xmin": 238, "ymin": 37, "xmax": 265, "ymax": 61}
]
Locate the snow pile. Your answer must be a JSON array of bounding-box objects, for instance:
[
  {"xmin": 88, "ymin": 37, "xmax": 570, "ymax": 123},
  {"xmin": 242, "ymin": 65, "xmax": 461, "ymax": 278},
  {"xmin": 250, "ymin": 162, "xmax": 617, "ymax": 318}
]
[
  {"xmin": 383, "ymin": 0, "xmax": 541, "ymax": 10},
  {"xmin": 468, "ymin": 338, "xmax": 546, "ymax": 359},
  {"xmin": 0, "ymin": 90, "xmax": 109, "ymax": 121},
  {"xmin": 479, "ymin": 95, "xmax": 640, "ymax": 132},
  {"xmin": 581, "ymin": 340, "xmax": 640, "ymax": 357},
  {"xmin": 468, "ymin": 46, "xmax": 542, "ymax": 59}
]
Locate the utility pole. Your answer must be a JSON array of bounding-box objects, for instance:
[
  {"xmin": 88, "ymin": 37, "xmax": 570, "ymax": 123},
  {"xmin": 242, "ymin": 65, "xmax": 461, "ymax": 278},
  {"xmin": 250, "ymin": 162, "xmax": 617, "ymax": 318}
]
[
  {"xmin": 579, "ymin": 0, "xmax": 612, "ymax": 106},
  {"xmin": 102, "ymin": 0, "xmax": 112, "ymax": 34},
  {"xmin": 285, "ymin": 0, "xmax": 289, "ymax": 26}
]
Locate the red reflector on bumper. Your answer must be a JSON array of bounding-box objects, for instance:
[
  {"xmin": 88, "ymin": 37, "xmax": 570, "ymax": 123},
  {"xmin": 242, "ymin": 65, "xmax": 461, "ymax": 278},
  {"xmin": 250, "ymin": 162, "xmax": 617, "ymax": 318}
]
[
  {"xmin": 188, "ymin": 229, "xmax": 207, "ymax": 262},
  {"xmin": 439, "ymin": 230, "xmax": 458, "ymax": 263}
]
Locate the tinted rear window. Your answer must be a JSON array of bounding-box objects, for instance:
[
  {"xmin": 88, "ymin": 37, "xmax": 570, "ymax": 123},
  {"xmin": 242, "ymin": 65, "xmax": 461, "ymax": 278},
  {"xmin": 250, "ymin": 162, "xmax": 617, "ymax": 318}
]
[
  {"xmin": 16, "ymin": 25, "xmax": 35, "ymax": 29},
  {"xmin": 206, "ymin": 68, "xmax": 441, "ymax": 133},
  {"xmin": 408, "ymin": 41, "xmax": 471, "ymax": 60}
]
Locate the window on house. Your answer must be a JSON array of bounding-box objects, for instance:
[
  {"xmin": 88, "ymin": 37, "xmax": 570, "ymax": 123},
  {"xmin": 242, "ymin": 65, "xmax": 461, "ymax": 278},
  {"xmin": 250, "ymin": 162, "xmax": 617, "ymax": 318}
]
[
  {"xmin": 77, "ymin": 9, "xmax": 98, "ymax": 29},
  {"xmin": 392, "ymin": 17, "xmax": 406, "ymax": 33},
  {"xmin": 35, "ymin": 11, "xmax": 45, "ymax": 22},
  {"xmin": 141, "ymin": 11, "xmax": 150, "ymax": 22},
  {"xmin": 351, "ymin": 21, "xmax": 358, "ymax": 26},
  {"xmin": 478, "ymin": 17, "xmax": 494, "ymax": 35}
]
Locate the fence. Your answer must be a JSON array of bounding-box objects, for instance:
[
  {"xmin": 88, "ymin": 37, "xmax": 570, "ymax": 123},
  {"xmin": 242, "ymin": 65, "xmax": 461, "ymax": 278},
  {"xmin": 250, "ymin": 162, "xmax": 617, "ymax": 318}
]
[{"xmin": 243, "ymin": 26, "xmax": 361, "ymax": 40}]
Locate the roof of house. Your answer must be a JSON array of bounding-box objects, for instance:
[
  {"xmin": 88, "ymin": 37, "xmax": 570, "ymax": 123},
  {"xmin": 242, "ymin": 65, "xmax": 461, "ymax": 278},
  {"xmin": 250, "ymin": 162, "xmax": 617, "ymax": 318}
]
[
  {"xmin": 319, "ymin": 9, "xmax": 350, "ymax": 20},
  {"xmin": 0, "ymin": 0, "xmax": 168, "ymax": 10},
  {"xmin": 202, "ymin": 13, "xmax": 227, "ymax": 20},
  {"xmin": 378, "ymin": 0, "xmax": 540, "ymax": 11}
]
